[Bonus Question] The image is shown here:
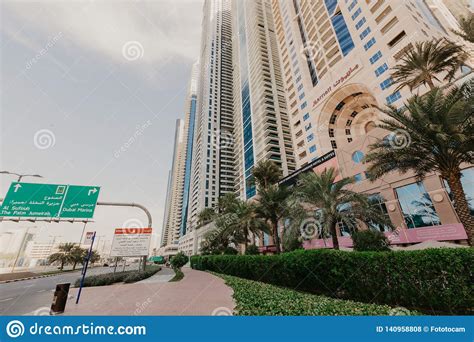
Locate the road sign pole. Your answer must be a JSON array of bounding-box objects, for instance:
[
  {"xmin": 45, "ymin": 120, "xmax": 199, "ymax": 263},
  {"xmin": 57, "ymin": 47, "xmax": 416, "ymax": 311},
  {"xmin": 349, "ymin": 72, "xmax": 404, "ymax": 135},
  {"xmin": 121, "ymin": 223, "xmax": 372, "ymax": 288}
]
[{"xmin": 76, "ymin": 231, "xmax": 95, "ymax": 305}]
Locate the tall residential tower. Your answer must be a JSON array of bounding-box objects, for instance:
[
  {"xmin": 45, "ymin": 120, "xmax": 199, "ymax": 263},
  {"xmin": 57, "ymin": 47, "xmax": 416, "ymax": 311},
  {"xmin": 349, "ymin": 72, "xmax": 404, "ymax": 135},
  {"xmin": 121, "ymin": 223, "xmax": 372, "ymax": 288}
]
[{"xmin": 188, "ymin": 0, "xmax": 234, "ymax": 228}]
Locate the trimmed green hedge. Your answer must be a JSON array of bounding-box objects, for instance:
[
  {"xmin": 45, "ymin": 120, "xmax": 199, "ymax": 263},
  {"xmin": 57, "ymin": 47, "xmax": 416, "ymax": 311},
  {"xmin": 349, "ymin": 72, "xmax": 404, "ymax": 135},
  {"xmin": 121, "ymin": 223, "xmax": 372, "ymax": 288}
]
[
  {"xmin": 75, "ymin": 267, "xmax": 161, "ymax": 287},
  {"xmin": 216, "ymin": 273, "xmax": 417, "ymax": 316},
  {"xmin": 191, "ymin": 248, "xmax": 473, "ymax": 314}
]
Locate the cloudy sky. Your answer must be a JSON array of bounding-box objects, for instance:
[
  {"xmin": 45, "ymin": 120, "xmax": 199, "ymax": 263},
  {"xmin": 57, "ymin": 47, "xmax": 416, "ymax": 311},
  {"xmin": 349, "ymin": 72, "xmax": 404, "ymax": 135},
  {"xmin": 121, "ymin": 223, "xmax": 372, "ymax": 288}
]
[{"xmin": 0, "ymin": 0, "xmax": 203, "ymax": 251}]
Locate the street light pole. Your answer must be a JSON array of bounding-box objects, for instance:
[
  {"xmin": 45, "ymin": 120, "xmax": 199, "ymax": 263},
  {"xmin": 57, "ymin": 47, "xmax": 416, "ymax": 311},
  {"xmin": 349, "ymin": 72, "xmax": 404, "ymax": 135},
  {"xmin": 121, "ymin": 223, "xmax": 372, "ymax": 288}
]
[{"xmin": 0, "ymin": 171, "xmax": 43, "ymax": 182}]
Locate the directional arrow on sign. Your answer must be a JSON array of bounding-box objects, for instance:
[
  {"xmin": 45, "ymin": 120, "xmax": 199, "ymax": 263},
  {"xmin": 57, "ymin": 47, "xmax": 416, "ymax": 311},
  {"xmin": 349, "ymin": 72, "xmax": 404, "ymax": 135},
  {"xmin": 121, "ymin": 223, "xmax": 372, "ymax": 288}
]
[
  {"xmin": 88, "ymin": 188, "xmax": 98, "ymax": 196},
  {"xmin": 13, "ymin": 184, "xmax": 22, "ymax": 192}
]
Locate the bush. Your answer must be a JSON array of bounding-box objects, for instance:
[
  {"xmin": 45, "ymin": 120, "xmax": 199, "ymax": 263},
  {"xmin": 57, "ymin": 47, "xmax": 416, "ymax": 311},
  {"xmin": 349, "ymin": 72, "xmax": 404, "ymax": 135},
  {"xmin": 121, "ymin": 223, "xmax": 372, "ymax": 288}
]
[
  {"xmin": 191, "ymin": 248, "xmax": 473, "ymax": 314},
  {"xmin": 216, "ymin": 273, "xmax": 417, "ymax": 316},
  {"xmin": 223, "ymin": 246, "xmax": 238, "ymax": 255},
  {"xmin": 245, "ymin": 245, "xmax": 259, "ymax": 255},
  {"xmin": 170, "ymin": 252, "xmax": 189, "ymax": 269},
  {"xmin": 170, "ymin": 268, "xmax": 184, "ymax": 282},
  {"xmin": 75, "ymin": 267, "xmax": 160, "ymax": 287},
  {"xmin": 352, "ymin": 230, "xmax": 390, "ymax": 252}
]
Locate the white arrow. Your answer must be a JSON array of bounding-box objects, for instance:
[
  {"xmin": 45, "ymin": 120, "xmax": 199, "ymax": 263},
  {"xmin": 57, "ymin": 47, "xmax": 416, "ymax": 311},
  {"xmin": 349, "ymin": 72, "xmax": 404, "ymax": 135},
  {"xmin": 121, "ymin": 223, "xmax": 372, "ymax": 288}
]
[
  {"xmin": 13, "ymin": 184, "xmax": 22, "ymax": 192},
  {"xmin": 88, "ymin": 188, "xmax": 98, "ymax": 196}
]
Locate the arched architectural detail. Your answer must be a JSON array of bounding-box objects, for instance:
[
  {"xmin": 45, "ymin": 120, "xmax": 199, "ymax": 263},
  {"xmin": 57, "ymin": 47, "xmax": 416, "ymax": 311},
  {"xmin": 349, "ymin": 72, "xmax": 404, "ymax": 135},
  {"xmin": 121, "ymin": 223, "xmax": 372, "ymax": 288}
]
[{"xmin": 315, "ymin": 83, "xmax": 382, "ymax": 153}]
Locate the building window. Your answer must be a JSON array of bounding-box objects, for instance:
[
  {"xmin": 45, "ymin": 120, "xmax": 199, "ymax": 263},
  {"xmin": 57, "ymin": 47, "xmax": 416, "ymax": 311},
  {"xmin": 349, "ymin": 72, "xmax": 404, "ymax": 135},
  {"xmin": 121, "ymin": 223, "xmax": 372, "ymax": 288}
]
[
  {"xmin": 351, "ymin": 8, "xmax": 362, "ymax": 20},
  {"xmin": 369, "ymin": 51, "xmax": 383, "ymax": 64},
  {"xmin": 359, "ymin": 27, "xmax": 371, "ymax": 40},
  {"xmin": 375, "ymin": 63, "xmax": 389, "ymax": 77},
  {"xmin": 307, "ymin": 133, "xmax": 314, "ymax": 142},
  {"xmin": 332, "ymin": 12, "xmax": 355, "ymax": 56},
  {"xmin": 395, "ymin": 182, "xmax": 441, "ymax": 228},
  {"xmin": 354, "ymin": 173, "xmax": 363, "ymax": 182},
  {"xmin": 301, "ymin": 101, "xmax": 308, "ymax": 109},
  {"xmin": 368, "ymin": 194, "xmax": 391, "ymax": 232},
  {"xmin": 309, "ymin": 145, "xmax": 317, "ymax": 153},
  {"xmin": 363, "ymin": 37, "xmax": 376, "ymax": 50},
  {"xmin": 299, "ymin": 92, "xmax": 305, "ymax": 100},
  {"xmin": 305, "ymin": 123, "xmax": 312, "ymax": 131},
  {"xmin": 380, "ymin": 77, "xmax": 393, "ymax": 90},
  {"xmin": 347, "ymin": 0, "xmax": 358, "ymax": 11},
  {"xmin": 443, "ymin": 167, "xmax": 474, "ymax": 215},
  {"xmin": 303, "ymin": 113, "xmax": 310, "ymax": 121},
  {"xmin": 355, "ymin": 17, "xmax": 366, "ymax": 30},
  {"xmin": 386, "ymin": 91, "xmax": 402, "ymax": 104},
  {"xmin": 352, "ymin": 150, "xmax": 364, "ymax": 163}
]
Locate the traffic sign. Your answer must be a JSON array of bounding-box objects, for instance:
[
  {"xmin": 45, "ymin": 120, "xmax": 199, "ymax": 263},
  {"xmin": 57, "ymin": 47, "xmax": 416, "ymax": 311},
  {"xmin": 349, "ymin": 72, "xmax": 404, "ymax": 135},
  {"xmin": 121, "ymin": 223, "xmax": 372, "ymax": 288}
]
[
  {"xmin": 0, "ymin": 182, "xmax": 100, "ymax": 219},
  {"xmin": 110, "ymin": 228, "xmax": 152, "ymax": 257}
]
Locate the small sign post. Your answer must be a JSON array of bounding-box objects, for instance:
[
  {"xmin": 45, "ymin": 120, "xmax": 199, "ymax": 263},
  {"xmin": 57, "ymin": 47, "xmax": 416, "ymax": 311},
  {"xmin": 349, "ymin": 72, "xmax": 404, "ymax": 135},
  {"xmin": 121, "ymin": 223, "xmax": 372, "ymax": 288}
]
[{"xmin": 76, "ymin": 231, "xmax": 96, "ymax": 305}]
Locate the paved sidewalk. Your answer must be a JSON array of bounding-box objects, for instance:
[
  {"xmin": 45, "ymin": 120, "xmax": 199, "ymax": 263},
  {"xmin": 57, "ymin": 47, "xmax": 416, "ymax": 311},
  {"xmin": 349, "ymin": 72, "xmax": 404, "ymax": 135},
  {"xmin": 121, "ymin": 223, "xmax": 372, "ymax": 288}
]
[
  {"xmin": 64, "ymin": 269, "xmax": 235, "ymax": 315},
  {"xmin": 137, "ymin": 267, "xmax": 175, "ymax": 284}
]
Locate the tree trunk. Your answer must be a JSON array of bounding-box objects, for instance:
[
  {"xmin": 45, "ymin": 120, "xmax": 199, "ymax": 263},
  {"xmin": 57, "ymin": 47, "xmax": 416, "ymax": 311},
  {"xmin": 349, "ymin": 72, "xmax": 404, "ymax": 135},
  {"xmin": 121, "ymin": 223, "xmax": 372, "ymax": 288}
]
[
  {"xmin": 60, "ymin": 261, "xmax": 64, "ymax": 270},
  {"xmin": 329, "ymin": 220, "xmax": 340, "ymax": 250},
  {"xmin": 426, "ymin": 78, "xmax": 435, "ymax": 90},
  {"xmin": 73, "ymin": 262, "xmax": 77, "ymax": 270},
  {"xmin": 446, "ymin": 173, "xmax": 474, "ymax": 246},
  {"xmin": 272, "ymin": 220, "xmax": 281, "ymax": 254}
]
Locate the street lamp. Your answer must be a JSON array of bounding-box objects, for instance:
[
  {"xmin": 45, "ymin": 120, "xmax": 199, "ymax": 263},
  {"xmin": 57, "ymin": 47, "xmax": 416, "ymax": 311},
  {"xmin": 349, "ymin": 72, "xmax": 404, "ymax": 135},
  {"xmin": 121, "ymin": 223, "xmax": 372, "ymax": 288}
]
[{"xmin": 0, "ymin": 171, "xmax": 43, "ymax": 182}]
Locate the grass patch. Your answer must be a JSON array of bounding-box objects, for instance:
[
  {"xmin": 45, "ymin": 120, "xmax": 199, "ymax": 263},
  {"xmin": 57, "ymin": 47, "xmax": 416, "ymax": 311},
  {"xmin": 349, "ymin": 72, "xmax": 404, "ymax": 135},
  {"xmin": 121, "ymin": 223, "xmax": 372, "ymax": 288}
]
[
  {"xmin": 169, "ymin": 268, "xmax": 184, "ymax": 282},
  {"xmin": 75, "ymin": 266, "xmax": 160, "ymax": 287},
  {"xmin": 214, "ymin": 273, "xmax": 418, "ymax": 316}
]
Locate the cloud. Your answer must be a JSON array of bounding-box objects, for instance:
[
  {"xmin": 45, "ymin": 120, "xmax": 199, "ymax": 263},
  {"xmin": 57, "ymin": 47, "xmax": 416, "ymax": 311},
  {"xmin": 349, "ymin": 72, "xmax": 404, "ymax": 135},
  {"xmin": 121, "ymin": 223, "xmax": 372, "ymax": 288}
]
[{"xmin": 1, "ymin": 0, "xmax": 203, "ymax": 65}]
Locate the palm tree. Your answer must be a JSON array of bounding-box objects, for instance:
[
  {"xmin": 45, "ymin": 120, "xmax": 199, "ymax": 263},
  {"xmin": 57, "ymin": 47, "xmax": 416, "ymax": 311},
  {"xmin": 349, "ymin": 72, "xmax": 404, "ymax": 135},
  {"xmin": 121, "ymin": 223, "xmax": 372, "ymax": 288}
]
[
  {"xmin": 365, "ymin": 82, "xmax": 474, "ymax": 246},
  {"xmin": 48, "ymin": 242, "xmax": 75, "ymax": 270},
  {"xmin": 252, "ymin": 160, "xmax": 282, "ymax": 190},
  {"xmin": 295, "ymin": 168, "xmax": 392, "ymax": 250},
  {"xmin": 232, "ymin": 200, "xmax": 269, "ymax": 249},
  {"xmin": 452, "ymin": 14, "xmax": 474, "ymax": 43},
  {"xmin": 70, "ymin": 246, "xmax": 86, "ymax": 270},
  {"xmin": 391, "ymin": 38, "xmax": 468, "ymax": 91},
  {"xmin": 197, "ymin": 207, "xmax": 216, "ymax": 227},
  {"xmin": 254, "ymin": 185, "xmax": 293, "ymax": 253}
]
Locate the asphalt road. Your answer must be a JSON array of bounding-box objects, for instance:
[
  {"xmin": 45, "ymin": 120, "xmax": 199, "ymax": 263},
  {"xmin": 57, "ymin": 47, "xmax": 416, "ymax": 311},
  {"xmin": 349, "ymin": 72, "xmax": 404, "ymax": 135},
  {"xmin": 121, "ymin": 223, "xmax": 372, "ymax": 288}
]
[{"xmin": 0, "ymin": 266, "xmax": 138, "ymax": 315}]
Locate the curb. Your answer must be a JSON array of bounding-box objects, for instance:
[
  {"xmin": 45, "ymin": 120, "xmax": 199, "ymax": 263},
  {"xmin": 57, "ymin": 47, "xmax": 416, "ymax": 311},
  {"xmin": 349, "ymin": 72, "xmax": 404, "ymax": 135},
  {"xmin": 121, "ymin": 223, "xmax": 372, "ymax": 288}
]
[{"xmin": 0, "ymin": 273, "xmax": 62, "ymax": 284}]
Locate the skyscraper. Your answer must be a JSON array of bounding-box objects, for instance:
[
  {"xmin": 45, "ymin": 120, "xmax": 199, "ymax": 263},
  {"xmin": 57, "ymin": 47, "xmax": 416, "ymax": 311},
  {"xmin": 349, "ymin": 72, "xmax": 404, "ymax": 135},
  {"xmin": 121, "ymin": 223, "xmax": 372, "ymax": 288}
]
[
  {"xmin": 188, "ymin": 0, "xmax": 234, "ymax": 228},
  {"xmin": 179, "ymin": 61, "xmax": 200, "ymax": 238},
  {"xmin": 232, "ymin": 0, "xmax": 296, "ymax": 200},
  {"xmin": 160, "ymin": 119, "xmax": 186, "ymax": 255}
]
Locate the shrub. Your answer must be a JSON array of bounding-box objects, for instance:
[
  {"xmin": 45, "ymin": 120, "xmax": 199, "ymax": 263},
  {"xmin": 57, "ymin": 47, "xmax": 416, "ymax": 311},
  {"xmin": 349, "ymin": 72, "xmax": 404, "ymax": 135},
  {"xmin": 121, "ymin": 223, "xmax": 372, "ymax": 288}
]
[
  {"xmin": 170, "ymin": 252, "xmax": 189, "ymax": 269},
  {"xmin": 170, "ymin": 268, "xmax": 184, "ymax": 282},
  {"xmin": 216, "ymin": 273, "xmax": 417, "ymax": 316},
  {"xmin": 75, "ymin": 267, "xmax": 160, "ymax": 287},
  {"xmin": 191, "ymin": 248, "xmax": 473, "ymax": 314},
  {"xmin": 352, "ymin": 230, "xmax": 390, "ymax": 252},
  {"xmin": 223, "ymin": 246, "xmax": 238, "ymax": 255},
  {"xmin": 245, "ymin": 245, "xmax": 259, "ymax": 255}
]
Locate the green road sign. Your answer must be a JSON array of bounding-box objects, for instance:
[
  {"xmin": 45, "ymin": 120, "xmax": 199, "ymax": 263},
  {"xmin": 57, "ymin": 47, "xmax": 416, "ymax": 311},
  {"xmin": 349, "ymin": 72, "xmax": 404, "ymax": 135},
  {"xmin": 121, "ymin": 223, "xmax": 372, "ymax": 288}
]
[{"xmin": 0, "ymin": 182, "xmax": 100, "ymax": 219}]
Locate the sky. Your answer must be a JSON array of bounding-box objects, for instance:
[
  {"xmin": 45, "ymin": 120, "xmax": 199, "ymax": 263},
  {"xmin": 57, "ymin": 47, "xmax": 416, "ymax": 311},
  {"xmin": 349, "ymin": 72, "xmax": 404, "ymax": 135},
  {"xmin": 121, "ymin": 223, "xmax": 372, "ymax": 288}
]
[{"xmin": 0, "ymin": 0, "xmax": 204, "ymax": 252}]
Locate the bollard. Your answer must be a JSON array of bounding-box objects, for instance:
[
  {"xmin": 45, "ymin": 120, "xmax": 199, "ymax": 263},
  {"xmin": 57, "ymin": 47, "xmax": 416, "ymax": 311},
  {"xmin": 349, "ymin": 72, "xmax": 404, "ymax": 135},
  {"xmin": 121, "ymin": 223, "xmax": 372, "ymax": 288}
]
[{"xmin": 50, "ymin": 283, "xmax": 70, "ymax": 315}]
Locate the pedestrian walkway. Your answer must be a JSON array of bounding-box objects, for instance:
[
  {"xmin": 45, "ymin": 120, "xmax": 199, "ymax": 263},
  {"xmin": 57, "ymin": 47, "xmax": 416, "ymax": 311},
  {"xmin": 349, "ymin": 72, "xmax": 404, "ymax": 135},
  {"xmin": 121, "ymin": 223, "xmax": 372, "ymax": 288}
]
[
  {"xmin": 137, "ymin": 267, "xmax": 175, "ymax": 284},
  {"xmin": 64, "ymin": 268, "xmax": 235, "ymax": 315}
]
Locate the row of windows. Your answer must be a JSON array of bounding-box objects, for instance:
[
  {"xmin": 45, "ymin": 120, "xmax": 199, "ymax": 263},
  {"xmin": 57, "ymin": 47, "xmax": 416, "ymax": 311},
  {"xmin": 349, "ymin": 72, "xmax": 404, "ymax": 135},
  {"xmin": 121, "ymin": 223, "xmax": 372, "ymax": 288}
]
[
  {"xmin": 355, "ymin": 17, "xmax": 366, "ymax": 30},
  {"xmin": 386, "ymin": 90, "xmax": 402, "ymax": 105},
  {"xmin": 359, "ymin": 27, "xmax": 371, "ymax": 40},
  {"xmin": 369, "ymin": 50, "xmax": 382, "ymax": 64},
  {"xmin": 374, "ymin": 63, "xmax": 388, "ymax": 77},
  {"xmin": 380, "ymin": 77, "xmax": 393, "ymax": 90},
  {"xmin": 351, "ymin": 8, "xmax": 362, "ymax": 20},
  {"xmin": 363, "ymin": 37, "xmax": 376, "ymax": 51}
]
